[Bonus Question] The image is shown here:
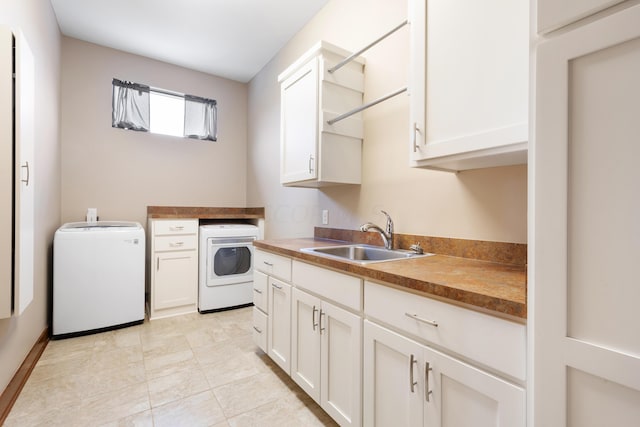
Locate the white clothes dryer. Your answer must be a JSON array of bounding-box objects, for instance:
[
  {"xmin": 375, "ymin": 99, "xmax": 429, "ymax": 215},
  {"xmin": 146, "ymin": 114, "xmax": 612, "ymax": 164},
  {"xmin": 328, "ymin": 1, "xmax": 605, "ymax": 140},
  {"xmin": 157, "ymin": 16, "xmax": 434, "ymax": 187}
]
[{"xmin": 198, "ymin": 223, "xmax": 259, "ymax": 312}]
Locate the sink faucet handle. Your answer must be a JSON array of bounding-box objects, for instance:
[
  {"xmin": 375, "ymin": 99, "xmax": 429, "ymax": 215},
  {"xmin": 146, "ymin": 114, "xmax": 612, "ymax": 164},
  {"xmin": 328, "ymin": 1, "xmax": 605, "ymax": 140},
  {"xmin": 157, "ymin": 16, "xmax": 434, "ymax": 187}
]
[{"xmin": 380, "ymin": 210, "xmax": 393, "ymax": 234}]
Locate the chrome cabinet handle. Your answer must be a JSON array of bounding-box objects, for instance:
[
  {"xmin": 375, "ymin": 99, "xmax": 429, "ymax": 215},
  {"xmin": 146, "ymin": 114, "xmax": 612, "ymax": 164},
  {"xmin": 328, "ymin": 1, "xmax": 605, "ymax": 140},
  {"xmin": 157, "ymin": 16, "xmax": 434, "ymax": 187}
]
[
  {"xmin": 308, "ymin": 155, "xmax": 315, "ymax": 173},
  {"xmin": 425, "ymin": 362, "xmax": 433, "ymax": 402},
  {"xmin": 312, "ymin": 305, "xmax": 319, "ymax": 331},
  {"xmin": 271, "ymin": 282, "xmax": 283, "ymax": 290},
  {"xmin": 263, "ymin": 261, "xmax": 274, "ymax": 267},
  {"xmin": 253, "ymin": 288, "xmax": 262, "ymax": 294},
  {"xmin": 21, "ymin": 162, "xmax": 29, "ymax": 186},
  {"xmin": 405, "ymin": 312, "xmax": 438, "ymax": 327},
  {"xmin": 319, "ymin": 309, "xmax": 326, "ymax": 334},
  {"xmin": 409, "ymin": 354, "xmax": 418, "ymax": 393},
  {"xmin": 253, "ymin": 326, "xmax": 262, "ymax": 334},
  {"xmin": 169, "ymin": 225, "xmax": 185, "ymax": 231},
  {"xmin": 412, "ymin": 123, "xmax": 420, "ymax": 152},
  {"xmin": 169, "ymin": 241, "xmax": 185, "ymax": 247}
]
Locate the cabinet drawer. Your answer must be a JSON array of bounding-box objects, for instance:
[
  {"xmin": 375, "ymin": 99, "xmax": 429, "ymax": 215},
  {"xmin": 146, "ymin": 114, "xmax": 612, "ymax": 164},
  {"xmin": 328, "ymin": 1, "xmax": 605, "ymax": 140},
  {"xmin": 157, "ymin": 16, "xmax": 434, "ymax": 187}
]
[
  {"xmin": 253, "ymin": 270, "xmax": 268, "ymax": 313},
  {"xmin": 254, "ymin": 249, "xmax": 292, "ymax": 282},
  {"xmin": 153, "ymin": 219, "xmax": 198, "ymax": 236},
  {"xmin": 364, "ymin": 280, "xmax": 526, "ymax": 381},
  {"xmin": 292, "ymin": 260, "xmax": 362, "ymax": 311},
  {"xmin": 154, "ymin": 234, "xmax": 198, "ymax": 252},
  {"xmin": 252, "ymin": 307, "xmax": 267, "ymax": 353}
]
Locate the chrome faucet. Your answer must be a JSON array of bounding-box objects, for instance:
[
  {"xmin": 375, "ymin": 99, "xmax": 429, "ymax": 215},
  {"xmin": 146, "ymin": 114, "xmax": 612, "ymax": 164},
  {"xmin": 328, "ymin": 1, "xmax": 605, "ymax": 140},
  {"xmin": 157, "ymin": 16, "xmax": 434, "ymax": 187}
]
[{"xmin": 360, "ymin": 210, "xmax": 394, "ymax": 250}]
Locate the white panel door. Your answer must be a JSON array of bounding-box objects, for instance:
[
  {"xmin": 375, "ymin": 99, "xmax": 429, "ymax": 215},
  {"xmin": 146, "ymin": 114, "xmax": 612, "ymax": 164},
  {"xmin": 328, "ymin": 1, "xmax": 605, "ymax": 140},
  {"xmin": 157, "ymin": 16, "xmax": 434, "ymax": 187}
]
[
  {"xmin": 154, "ymin": 252, "xmax": 197, "ymax": 310},
  {"xmin": 268, "ymin": 277, "xmax": 291, "ymax": 374},
  {"xmin": 0, "ymin": 27, "xmax": 12, "ymax": 319},
  {"xmin": 533, "ymin": 5, "xmax": 640, "ymax": 426},
  {"xmin": 320, "ymin": 301, "xmax": 361, "ymax": 427},
  {"xmin": 424, "ymin": 346, "xmax": 525, "ymax": 427},
  {"xmin": 363, "ymin": 321, "xmax": 423, "ymax": 427},
  {"xmin": 291, "ymin": 288, "xmax": 321, "ymax": 403},
  {"xmin": 14, "ymin": 31, "xmax": 34, "ymax": 315},
  {"xmin": 280, "ymin": 58, "xmax": 318, "ymax": 184}
]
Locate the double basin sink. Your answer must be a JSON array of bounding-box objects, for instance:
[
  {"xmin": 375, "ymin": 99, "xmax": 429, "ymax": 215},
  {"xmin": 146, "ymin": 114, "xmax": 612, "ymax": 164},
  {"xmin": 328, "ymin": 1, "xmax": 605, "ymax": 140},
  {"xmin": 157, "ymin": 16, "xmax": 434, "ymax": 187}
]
[{"xmin": 301, "ymin": 244, "xmax": 432, "ymax": 265}]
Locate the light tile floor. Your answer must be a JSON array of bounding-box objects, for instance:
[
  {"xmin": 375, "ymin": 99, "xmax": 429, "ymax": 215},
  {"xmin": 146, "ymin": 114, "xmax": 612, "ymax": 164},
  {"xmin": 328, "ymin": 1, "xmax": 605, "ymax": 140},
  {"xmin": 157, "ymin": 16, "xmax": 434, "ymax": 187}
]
[{"xmin": 5, "ymin": 307, "xmax": 337, "ymax": 426}]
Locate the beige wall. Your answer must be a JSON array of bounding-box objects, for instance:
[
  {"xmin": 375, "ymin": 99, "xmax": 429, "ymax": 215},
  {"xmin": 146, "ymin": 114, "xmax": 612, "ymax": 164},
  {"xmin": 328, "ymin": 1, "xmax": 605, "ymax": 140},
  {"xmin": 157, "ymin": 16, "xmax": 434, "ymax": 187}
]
[
  {"xmin": 248, "ymin": 0, "xmax": 527, "ymax": 243},
  {"xmin": 0, "ymin": 0, "xmax": 61, "ymax": 392},
  {"xmin": 60, "ymin": 38, "xmax": 249, "ymax": 227}
]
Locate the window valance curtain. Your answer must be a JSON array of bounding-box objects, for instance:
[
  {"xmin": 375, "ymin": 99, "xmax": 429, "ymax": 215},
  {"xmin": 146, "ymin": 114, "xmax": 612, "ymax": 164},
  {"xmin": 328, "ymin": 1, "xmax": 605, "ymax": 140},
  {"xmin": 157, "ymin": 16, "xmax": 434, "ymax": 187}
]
[
  {"xmin": 111, "ymin": 78, "xmax": 150, "ymax": 131},
  {"xmin": 184, "ymin": 94, "xmax": 218, "ymax": 141}
]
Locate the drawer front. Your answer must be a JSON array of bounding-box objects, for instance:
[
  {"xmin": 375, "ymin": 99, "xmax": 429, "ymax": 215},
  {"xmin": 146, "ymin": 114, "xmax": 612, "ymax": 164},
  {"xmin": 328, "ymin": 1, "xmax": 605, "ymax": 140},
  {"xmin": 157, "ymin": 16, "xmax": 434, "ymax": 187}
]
[
  {"xmin": 253, "ymin": 270, "xmax": 268, "ymax": 313},
  {"xmin": 254, "ymin": 249, "xmax": 292, "ymax": 282},
  {"xmin": 364, "ymin": 280, "xmax": 526, "ymax": 381},
  {"xmin": 154, "ymin": 234, "xmax": 198, "ymax": 252},
  {"xmin": 152, "ymin": 219, "xmax": 198, "ymax": 236},
  {"xmin": 252, "ymin": 307, "xmax": 268, "ymax": 352},
  {"xmin": 292, "ymin": 260, "xmax": 362, "ymax": 311}
]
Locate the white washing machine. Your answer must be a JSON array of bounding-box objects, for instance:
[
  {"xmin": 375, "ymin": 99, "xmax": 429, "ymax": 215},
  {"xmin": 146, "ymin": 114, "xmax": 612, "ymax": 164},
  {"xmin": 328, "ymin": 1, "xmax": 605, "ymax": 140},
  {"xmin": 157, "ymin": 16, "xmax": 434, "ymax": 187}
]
[
  {"xmin": 52, "ymin": 221, "xmax": 145, "ymax": 338},
  {"xmin": 199, "ymin": 223, "xmax": 259, "ymax": 312}
]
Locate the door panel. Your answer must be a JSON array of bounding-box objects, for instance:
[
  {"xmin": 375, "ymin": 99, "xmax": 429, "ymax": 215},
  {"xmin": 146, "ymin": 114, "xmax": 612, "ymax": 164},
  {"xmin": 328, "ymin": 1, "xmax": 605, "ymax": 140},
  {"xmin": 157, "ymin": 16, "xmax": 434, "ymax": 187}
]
[
  {"xmin": 291, "ymin": 288, "xmax": 321, "ymax": 402},
  {"xmin": 321, "ymin": 302, "xmax": 361, "ymax": 427},
  {"xmin": 534, "ymin": 5, "xmax": 640, "ymax": 425},
  {"xmin": 363, "ymin": 321, "xmax": 423, "ymax": 427}
]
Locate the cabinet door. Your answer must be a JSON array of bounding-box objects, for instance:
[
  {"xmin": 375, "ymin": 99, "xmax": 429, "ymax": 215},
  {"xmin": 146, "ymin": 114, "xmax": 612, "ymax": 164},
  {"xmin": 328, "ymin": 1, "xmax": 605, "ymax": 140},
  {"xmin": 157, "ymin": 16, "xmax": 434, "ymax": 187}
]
[
  {"xmin": 321, "ymin": 301, "xmax": 362, "ymax": 427},
  {"xmin": 13, "ymin": 31, "xmax": 35, "ymax": 315},
  {"xmin": 424, "ymin": 346, "xmax": 525, "ymax": 427},
  {"xmin": 534, "ymin": 5, "xmax": 640, "ymax": 426},
  {"xmin": 0, "ymin": 27, "xmax": 12, "ymax": 319},
  {"xmin": 363, "ymin": 321, "xmax": 423, "ymax": 427},
  {"xmin": 538, "ymin": 0, "xmax": 627, "ymax": 34},
  {"xmin": 153, "ymin": 252, "xmax": 197, "ymax": 310},
  {"xmin": 268, "ymin": 277, "xmax": 291, "ymax": 374},
  {"xmin": 291, "ymin": 288, "xmax": 321, "ymax": 402},
  {"xmin": 409, "ymin": 0, "xmax": 528, "ymax": 171},
  {"xmin": 280, "ymin": 58, "xmax": 318, "ymax": 184}
]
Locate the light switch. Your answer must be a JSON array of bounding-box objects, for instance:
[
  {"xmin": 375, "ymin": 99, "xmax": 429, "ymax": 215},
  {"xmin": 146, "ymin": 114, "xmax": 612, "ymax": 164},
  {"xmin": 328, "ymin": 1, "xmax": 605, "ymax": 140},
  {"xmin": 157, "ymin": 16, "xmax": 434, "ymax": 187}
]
[{"xmin": 321, "ymin": 210, "xmax": 329, "ymax": 225}]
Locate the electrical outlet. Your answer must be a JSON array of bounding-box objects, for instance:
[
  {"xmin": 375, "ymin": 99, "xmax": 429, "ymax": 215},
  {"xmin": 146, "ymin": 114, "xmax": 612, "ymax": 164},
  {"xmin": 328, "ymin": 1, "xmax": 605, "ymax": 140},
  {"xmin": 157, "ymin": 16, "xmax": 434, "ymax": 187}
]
[{"xmin": 322, "ymin": 209, "xmax": 329, "ymax": 225}]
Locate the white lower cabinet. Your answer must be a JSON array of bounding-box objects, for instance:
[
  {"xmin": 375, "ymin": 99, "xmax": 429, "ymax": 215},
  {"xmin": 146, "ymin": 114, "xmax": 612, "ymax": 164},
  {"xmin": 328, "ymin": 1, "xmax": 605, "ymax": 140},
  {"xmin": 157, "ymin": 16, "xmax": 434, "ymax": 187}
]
[
  {"xmin": 148, "ymin": 219, "xmax": 198, "ymax": 319},
  {"xmin": 267, "ymin": 276, "xmax": 291, "ymax": 374},
  {"xmin": 364, "ymin": 320, "xmax": 525, "ymax": 427},
  {"xmin": 291, "ymin": 287, "xmax": 362, "ymax": 427}
]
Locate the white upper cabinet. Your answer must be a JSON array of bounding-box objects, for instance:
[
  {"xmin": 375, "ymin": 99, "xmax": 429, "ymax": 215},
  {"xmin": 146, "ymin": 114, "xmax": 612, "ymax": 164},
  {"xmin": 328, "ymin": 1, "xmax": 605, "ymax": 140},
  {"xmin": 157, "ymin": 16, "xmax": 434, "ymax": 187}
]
[
  {"xmin": 408, "ymin": 0, "xmax": 529, "ymax": 172},
  {"xmin": 537, "ymin": 0, "xmax": 627, "ymax": 34},
  {"xmin": 279, "ymin": 41, "xmax": 365, "ymax": 187}
]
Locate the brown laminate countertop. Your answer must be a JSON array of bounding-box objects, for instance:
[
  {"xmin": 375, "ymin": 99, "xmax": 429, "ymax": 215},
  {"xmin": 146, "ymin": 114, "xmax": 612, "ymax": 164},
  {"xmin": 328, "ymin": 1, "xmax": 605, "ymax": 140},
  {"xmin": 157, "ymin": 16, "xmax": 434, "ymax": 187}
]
[
  {"xmin": 254, "ymin": 238, "xmax": 527, "ymax": 320},
  {"xmin": 147, "ymin": 206, "xmax": 264, "ymax": 219}
]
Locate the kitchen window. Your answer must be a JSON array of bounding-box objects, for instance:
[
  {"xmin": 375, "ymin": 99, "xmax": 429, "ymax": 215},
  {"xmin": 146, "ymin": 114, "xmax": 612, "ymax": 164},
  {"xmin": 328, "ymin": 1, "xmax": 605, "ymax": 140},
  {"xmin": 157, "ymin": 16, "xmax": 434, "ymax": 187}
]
[{"xmin": 111, "ymin": 78, "xmax": 217, "ymax": 141}]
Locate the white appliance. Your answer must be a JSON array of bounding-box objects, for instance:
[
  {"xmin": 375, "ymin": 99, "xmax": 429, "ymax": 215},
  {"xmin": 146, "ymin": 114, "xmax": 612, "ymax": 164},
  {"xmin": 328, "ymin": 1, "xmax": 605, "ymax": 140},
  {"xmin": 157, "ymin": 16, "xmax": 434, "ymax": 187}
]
[
  {"xmin": 52, "ymin": 221, "xmax": 145, "ymax": 338},
  {"xmin": 199, "ymin": 223, "xmax": 259, "ymax": 312}
]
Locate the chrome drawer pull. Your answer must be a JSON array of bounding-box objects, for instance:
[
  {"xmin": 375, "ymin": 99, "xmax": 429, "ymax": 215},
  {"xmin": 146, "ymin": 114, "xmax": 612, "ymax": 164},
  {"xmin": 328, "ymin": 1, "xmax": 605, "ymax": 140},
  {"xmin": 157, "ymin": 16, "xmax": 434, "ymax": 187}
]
[
  {"xmin": 409, "ymin": 354, "xmax": 418, "ymax": 393},
  {"xmin": 405, "ymin": 312, "xmax": 438, "ymax": 327},
  {"xmin": 169, "ymin": 241, "xmax": 185, "ymax": 247},
  {"xmin": 271, "ymin": 282, "xmax": 283, "ymax": 290},
  {"xmin": 169, "ymin": 226, "xmax": 185, "ymax": 231},
  {"xmin": 253, "ymin": 288, "xmax": 262, "ymax": 294},
  {"xmin": 253, "ymin": 326, "xmax": 262, "ymax": 334},
  {"xmin": 263, "ymin": 261, "xmax": 274, "ymax": 266}
]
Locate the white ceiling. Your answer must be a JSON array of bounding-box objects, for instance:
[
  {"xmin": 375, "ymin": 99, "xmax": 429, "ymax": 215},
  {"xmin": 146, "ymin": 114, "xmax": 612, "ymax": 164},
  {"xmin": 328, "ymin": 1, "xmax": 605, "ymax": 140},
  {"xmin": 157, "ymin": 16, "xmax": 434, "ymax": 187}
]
[{"xmin": 50, "ymin": 0, "xmax": 329, "ymax": 83}]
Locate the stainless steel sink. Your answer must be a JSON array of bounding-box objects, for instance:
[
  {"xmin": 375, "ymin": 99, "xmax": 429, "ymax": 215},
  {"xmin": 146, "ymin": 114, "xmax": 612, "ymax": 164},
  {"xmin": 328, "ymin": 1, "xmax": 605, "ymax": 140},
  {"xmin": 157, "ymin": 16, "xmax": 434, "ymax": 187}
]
[{"xmin": 300, "ymin": 244, "xmax": 431, "ymax": 264}]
